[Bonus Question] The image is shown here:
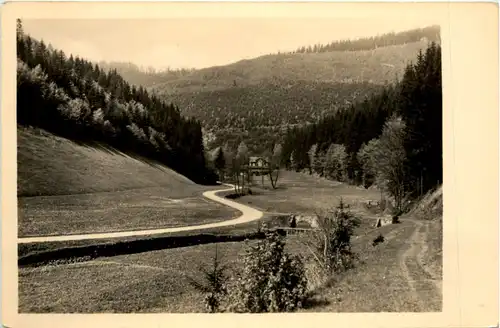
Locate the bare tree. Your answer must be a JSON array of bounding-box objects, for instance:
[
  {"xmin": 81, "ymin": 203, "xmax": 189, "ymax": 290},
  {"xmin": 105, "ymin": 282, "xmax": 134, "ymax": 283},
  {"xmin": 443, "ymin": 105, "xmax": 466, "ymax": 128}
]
[
  {"xmin": 222, "ymin": 145, "xmax": 234, "ymax": 181},
  {"xmin": 357, "ymin": 139, "xmax": 381, "ymax": 187},
  {"xmin": 307, "ymin": 144, "xmax": 318, "ymax": 175},
  {"xmin": 268, "ymin": 143, "xmax": 282, "ymax": 189},
  {"xmin": 232, "ymin": 156, "xmax": 242, "ymax": 194},
  {"xmin": 236, "ymin": 141, "xmax": 249, "ymax": 194},
  {"xmin": 213, "ymin": 147, "xmax": 226, "ymax": 181},
  {"xmin": 261, "ymin": 149, "xmax": 273, "ymax": 187}
]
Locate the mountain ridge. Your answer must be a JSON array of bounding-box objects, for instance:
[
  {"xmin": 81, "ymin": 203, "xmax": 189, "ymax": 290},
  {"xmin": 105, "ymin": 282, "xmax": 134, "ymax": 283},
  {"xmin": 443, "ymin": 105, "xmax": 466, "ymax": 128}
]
[{"xmin": 99, "ymin": 25, "xmax": 440, "ymax": 94}]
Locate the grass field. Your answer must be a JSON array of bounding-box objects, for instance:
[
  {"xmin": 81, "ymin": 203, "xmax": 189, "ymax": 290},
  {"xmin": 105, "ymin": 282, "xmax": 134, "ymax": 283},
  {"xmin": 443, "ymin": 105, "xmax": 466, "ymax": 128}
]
[
  {"xmin": 227, "ymin": 171, "xmax": 384, "ymax": 240},
  {"xmin": 18, "ymin": 217, "xmax": 442, "ymax": 313},
  {"xmin": 18, "ymin": 187, "xmax": 239, "ymax": 237},
  {"xmin": 19, "ymin": 241, "xmax": 248, "ymax": 313},
  {"xmin": 17, "ymin": 127, "xmax": 238, "ymax": 237},
  {"xmin": 19, "ymin": 177, "xmax": 443, "ymax": 313},
  {"xmin": 17, "ymin": 171, "xmax": 382, "ymax": 258},
  {"xmin": 17, "ymin": 213, "xmax": 284, "ymax": 262},
  {"xmin": 18, "ymin": 169, "xmax": 390, "ymax": 312},
  {"xmin": 236, "ymin": 171, "xmax": 382, "ymax": 214}
]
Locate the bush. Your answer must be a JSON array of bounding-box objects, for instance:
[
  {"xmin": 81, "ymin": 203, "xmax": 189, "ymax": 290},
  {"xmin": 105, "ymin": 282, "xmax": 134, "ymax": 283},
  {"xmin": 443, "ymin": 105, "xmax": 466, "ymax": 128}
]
[
  {"xmin": 227, "ymin": 230, "xmax": 308, "ymax": 312},
  {"xmin": 372, "ymin": 234, "xmax": 385, "ymax": 247},
  {"xmin": 302, "ymin": 198, "xmax": 360, "ymax": 273}
]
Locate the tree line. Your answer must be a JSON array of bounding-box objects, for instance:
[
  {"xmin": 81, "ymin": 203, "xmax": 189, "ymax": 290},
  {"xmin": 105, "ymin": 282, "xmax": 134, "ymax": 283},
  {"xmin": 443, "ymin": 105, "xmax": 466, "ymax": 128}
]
[
  {"xmin": 282, "ymin": 42, "xmax": 442, "ymax": 209},
  {"xmin": 289, "ymin": 25, "xmax": 440, "ymax": 54},
  {"xmin": 16, "ymin": 19, "xmax": 217, "ymax": 185}
]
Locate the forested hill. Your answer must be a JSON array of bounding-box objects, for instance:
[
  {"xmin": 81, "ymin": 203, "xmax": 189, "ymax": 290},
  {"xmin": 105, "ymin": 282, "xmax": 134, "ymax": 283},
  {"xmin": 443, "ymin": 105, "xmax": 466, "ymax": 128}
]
[
  {"xmin": 15, "ymin": 20, "xmax": 217, "ymax": 185},
  {"xmin": 96, "ymin": 61, "xmax": 195, "ymax": 89},
  {"xmin": 168, "ymin": 80, "xmax": 385, "ymax": 154},
  {"xmin": 147, "ymin": 26, "xmax": 439, "ymax": 155},
  {"xmin": 98, "ymin": 26, "xmax": 439, "ymax": 94},
  {"xmin": 99, "ymin": 25, "xmax": 440, "ymax": 92}
]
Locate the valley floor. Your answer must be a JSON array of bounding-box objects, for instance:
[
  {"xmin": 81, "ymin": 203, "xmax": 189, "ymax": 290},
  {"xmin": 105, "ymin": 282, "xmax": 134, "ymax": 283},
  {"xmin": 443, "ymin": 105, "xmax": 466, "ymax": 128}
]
[{"xmin": 18, "ymin": 171, "xmax": 442, "ymax": 313}]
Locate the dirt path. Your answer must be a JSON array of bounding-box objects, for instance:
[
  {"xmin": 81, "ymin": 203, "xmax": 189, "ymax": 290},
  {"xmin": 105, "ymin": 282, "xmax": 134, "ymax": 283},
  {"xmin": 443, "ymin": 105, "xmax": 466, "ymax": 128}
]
[
  {"xmin": 398, "ymin": 219, "xmax": 442, "ymax": 311},
  {"xmin": 18, "ymin": 183, "xmax": 264, "ymax": 244},
  {"xmin": 417, "ymin": 222, "xmax": 443, "ymax": 294}
]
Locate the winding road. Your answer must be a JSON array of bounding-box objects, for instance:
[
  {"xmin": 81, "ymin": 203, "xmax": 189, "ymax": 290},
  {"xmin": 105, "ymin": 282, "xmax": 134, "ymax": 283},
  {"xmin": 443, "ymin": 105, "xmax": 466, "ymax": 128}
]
[{"xmin": 17, "ymin": 183, "xmax": 264, "ymax": 244}]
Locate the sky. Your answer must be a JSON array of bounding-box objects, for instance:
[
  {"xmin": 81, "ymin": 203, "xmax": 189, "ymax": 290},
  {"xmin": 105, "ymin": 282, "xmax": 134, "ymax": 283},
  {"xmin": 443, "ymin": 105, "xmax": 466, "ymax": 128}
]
[{"xmin": 23, "ymin": 18, "xmax": 439, "ymax": 70}]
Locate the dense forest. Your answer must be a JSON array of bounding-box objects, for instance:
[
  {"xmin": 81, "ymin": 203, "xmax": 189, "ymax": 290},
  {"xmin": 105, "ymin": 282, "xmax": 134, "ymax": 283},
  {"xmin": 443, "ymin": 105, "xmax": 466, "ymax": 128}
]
[
  {"xmin": 15, "ymin": 19, "xmax": 217, "ymax": 185},
  {"xmin": 281, "ymin": 42, "xmax": 442, "ymax": 203},
  {"xmin": 93, "ymin": 27, "xmax": 441, "ymax": 156},
  {"xmin": 171, "ymin": 80, "xmax": 384, "ymax": 153},
  {"xmin": 290, "ymin": 25, "xmax": 440, "ymax": 54}
]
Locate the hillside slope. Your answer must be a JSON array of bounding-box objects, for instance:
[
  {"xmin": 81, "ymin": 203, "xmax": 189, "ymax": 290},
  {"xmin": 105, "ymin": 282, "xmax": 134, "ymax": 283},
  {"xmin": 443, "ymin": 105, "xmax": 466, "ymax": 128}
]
[
  {"xmin": 150, "ymin": 42, "xmax": 432, "ymax": 154},
  {"xmin": 172, "ymin": 81, "xmax": 383, "ymax": 129},
  {"xmin": 101, "ymin": 26, "xmax": 439, "ymax": 94},
  {"xmin": 169, "ymin": 80, "xmax": 384, "ymax": 153},
  {"xmin": 18, "ymin": 126, "xmax": 200, "ymax": 197},
  {"xmin": 152, "ymin": 41, "xmax": 428, "ymax": 95}
]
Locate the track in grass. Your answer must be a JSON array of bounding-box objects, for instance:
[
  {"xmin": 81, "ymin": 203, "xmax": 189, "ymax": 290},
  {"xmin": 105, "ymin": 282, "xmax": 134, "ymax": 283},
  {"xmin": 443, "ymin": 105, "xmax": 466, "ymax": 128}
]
[{"xmin": 398, "ymin": 219, "xmax": 442, "ymax": 311}]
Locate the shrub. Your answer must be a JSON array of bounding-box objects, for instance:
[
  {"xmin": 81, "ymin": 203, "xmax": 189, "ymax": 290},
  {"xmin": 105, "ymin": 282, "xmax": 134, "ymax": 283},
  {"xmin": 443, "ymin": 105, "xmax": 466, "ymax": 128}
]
[
  {"xmin": 227, "ymin": 230, "xmax": 308, "ymax": 313},
  {"xmin": 372, "ymin": 234, "xmax": 385, "ymax": 247},
  {"xmin": 302, "ymin": 198, "xmax": 360, "ymax": 273}
]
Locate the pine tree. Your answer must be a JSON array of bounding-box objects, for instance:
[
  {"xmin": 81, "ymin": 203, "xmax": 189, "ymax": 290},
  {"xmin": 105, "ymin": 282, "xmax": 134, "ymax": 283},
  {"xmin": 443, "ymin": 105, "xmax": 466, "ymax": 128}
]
[
  {"xmin": 399, "ymin": 42, "xmax": 442, "ymax": 196},
  {"xmin": 214, "ymin": 147, "xmax": 226, "ymax": 181}
]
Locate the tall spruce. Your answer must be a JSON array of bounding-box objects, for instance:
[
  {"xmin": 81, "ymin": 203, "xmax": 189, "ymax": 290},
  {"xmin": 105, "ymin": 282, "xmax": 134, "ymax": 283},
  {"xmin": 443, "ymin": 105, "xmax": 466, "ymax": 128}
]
[{"xmin": 399, "ymin": 42, "xmax": 442, "ymax": 196}]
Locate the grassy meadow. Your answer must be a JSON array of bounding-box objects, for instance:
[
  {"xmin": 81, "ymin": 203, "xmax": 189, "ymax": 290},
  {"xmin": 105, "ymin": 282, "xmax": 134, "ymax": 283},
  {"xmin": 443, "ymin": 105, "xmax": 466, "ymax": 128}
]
[
  {"xmin": 232, "ymin": 171, "xmax": 382, "ymax": 214},
  {"xmin": 19, "ymin": 218, "xmax": 441, "ymax": 313},
  {"xmin": 17, "ymin": 127, "xmax": 239, "ymax": 237},
  {"xmin": 19, "ymin": 188, "xmax": 239, "ymax": 237}
]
